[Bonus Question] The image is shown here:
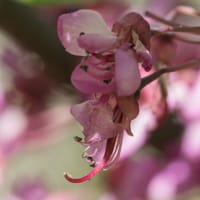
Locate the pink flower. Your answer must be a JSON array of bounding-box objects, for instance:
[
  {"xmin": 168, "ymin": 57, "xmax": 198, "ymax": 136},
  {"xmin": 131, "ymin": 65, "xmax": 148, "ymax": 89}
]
[
  {"xmin": 57, "ymin": 10, "xmax": 152, "ymax": 96},
  {"xmin": 57, "ymin": 9, "xmax": 152, "ymax": 183}
]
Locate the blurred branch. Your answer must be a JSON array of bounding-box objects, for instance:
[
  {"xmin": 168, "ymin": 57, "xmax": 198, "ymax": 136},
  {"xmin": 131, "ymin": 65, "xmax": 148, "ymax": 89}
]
[
  {"xmin": 139, "ymin": 58, "xmax": 200, "ymax": 90},
  {"xmin": 146, "ymin": 11, "xmax": 200, "ymax": 35},
  {"xmin": 145, "ymin": 11, "xmax": 179, "ymax": 26},
  {"xmin": 0, "ymin": 0, "xmax": 75, "ymax": 85}
]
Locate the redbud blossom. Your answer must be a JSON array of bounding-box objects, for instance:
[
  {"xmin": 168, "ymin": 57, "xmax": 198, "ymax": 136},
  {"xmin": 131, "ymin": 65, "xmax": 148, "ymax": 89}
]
[{"xmin": 57, "ymin": 9, "xmax": 152, "ymax": 183}]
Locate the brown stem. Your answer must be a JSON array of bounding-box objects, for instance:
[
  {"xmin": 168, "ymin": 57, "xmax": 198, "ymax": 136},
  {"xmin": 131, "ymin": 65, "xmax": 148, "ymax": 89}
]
[
  {"xmin": 150, "ymin": 29, "xmax": 200, "ymax": 44},
  {"xmin": 172, "ymin": 34, "xmax": 200, "ymax": 44},
  {"xmin": 167, "ymin": 26, "xmax": 200, "ymax": 35},
  {"xmin": 140, "ymin": 59, "xmax": 200, "ymax": 90},
  {"xmin": 146, "ymin": 11, "xmax": 200, "ymax": 36}
]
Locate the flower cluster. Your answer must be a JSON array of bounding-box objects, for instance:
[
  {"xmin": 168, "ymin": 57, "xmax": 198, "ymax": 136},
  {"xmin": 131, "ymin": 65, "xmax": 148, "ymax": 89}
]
[
  {"xmin": 58, "ymin": 6, "xmax": 200, "ymax": 184},
  {"xmin": 57, "ymin": 9, "xmax": 153, "ymax": 183}
]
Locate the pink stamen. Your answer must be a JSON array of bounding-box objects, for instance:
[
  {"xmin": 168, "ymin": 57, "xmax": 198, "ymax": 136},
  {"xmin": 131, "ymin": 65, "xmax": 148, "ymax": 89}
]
[
  {"xmin": 64, "ymin": 138, "xmax": 116, "ymax": 183},
  {"xmin": 64, "ymin": 158, "xmax": 106, "ymax": 183}
]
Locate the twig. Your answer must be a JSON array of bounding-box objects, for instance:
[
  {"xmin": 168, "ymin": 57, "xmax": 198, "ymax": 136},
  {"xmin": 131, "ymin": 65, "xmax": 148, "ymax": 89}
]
[
  {"xmin": 146, "ymin": 11, "xmax": 200, "ymax": 35},
  {"xmin": 167, "ymin": 26, "xmax": 200, "ymax": 35},
  {"xmin": 172, "ymin": 34, "xmax": 200, "ymax": 44},
  {"xmin": 145, "ymin": 11, "xmax": 179, "ymax": 27},
  {"xmin": 139, "ymin": 59, "xmax": 200, "ymax": 90}
]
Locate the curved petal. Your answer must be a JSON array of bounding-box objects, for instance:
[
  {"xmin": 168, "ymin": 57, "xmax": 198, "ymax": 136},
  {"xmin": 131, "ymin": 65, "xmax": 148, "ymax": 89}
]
[
  {"xmin": 84, "ymin": 104, "xmax": 120, "ymax": 142},
  {"xmin": 71, "ymin": 100, "xmax": 120, "ymax": 142},
  {"xmin": 71, "ymin": 62, "xmax": 115, "ymax": 94},
  {"xmin": 77, "ymin": 33, "xmax": 117, "ymax": 53},
  {"xmin": 115, "ymin": 49, "xmax": 141, "ymax": 96},
  {"xmin": 57, "ymin": 9, "xmax": 113, "ymax": 56}
]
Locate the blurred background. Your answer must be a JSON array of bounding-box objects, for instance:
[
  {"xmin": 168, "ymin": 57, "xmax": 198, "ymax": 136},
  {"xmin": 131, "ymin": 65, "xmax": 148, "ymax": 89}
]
[{"xmin": 0, "ymin": 0, "xmax": 200, "ymax": 200}]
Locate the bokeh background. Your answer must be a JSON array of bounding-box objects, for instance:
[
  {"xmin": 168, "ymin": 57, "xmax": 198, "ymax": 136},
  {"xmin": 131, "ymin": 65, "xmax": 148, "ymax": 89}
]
[{"xmin": 0, "ymin": 0, "xmax": 200, "ymax": 200}]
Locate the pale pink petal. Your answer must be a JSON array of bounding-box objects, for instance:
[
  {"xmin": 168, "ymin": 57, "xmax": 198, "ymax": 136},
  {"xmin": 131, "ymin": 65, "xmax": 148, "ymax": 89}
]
[
  {"xmin": 84, "ymin": 103, "xmax": 120, "ymax": 142},
  {"xmin": 71, "ymin": 100, "xmax": 120, "ymax": 142},
  {"xmin": 115, "ymin": 49, "xmax": 141, "ymax": 96},
  {"xmin": 71, "ymin": 62, "xmax": 114, "ymax": 94},
  {"xmin": 57, "ymin": 9, "xmax": 113, "ymax": 56},
  {"xmin": 71, "ymin": 101, "xmax": 92, "ymax": 128},
  {"xmin": 77, "ymin": 33, "xmax": 117, "ymax": 53},
  {"xmin": 83, "ymin": 141, "xmax": 106, "ymax": 164}
]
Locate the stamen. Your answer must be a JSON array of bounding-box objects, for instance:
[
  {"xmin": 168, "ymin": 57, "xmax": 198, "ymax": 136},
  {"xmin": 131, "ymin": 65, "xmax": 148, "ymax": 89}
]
[
  {"xmin": 74, "ymin": 136, "xmax": 82, "ymax": 142},
  {"xmin": 64, "ymin": 138, "xmax": 116, "ymax": 183},
  {"xmin": 104, "ymin": 132, "xmax": 123, "ymax": 169},
  {"xmin": 113, "ymin": 106, "xmax": 121, "ymax": 122},
  {"xmin": 74, "ymin": 137, "xmax": 91, "ymax": 145},
  {"xmin": 64, "ymin": 159, "xmax": 106, "ymax": 183},
  {"xmin": 86, "ymin": 156, "xmax": 93, "ymax": 163}
]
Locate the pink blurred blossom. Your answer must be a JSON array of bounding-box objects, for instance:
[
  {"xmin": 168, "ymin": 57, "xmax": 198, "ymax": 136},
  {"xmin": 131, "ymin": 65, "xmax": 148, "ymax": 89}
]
[
  {"xmin": 147, "ymin": 159, "xmax": 191, "ymax": 200},
  {"xmin": 0, "ymin": 45, "xmax": 72, "ymax": 152},
  {"xmin": 108, "ymin": 155, "xmax": 160, "ymax": 200},
  {"xmin": 6, "ymin": 179, "xmax": 77, "ymax": 200}
]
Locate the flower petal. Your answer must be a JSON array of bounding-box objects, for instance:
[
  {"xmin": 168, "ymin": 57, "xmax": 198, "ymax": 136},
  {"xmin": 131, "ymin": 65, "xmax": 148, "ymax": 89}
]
[
  {"xmin": 83, "ymin": 141, "xmax": 106, "ymax": 164},
  {"xmin": 71, "ymin": 61, "xmax": 114, "ymax": 94},
  {"xmin": 115, "ymin": 49, "xmax": 141, "ymax": 96},
  {"xmin": 71, "ymin": 101, "xmax": 92, "ymax": 128},
  {"xmin": 71, "ymin": 99, "xmax": 121, "ymax": 142},
  {"xmin": 57, "ymin": 9, "xmax": 113, "ymax": 56},
  {"xmin": 113, "ymin": 12, "xmax": 151, "ymax": 50},
  {"xmin": 77, "ymin": 33, "xmax": 117, "ymax": 53},
  {"xmin": 137, "ymin": 50, "xmax": 153, "ymax": 71}
]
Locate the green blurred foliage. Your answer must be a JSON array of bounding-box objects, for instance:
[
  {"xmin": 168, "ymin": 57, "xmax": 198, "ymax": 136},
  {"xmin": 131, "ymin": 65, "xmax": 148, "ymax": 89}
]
[
  {"xmin": 16, "ymin": 0, "xmax": 99, "ymax": 5},
  {"xmin": 1, "ymin": 124, "xmax": 104, "ymax": 199},
  {"xmin": 15, "ymin": 0, "xmax": 200, "ymax": 9}
]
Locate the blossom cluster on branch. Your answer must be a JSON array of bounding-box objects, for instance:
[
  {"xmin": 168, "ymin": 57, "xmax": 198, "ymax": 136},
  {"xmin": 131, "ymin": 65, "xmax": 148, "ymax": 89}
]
[{"xmin": 57, "ymin": 6, "xmax": 200, "ymax": 183}]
